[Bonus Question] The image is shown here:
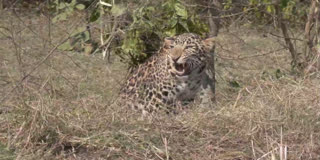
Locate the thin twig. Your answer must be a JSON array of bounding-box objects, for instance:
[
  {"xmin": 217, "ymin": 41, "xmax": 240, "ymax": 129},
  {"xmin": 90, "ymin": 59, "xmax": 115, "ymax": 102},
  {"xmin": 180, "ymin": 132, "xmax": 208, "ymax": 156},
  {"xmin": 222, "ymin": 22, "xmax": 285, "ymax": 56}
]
[
  {"xmin": 0, "ymin": 36, "xmax": 71, "ymax": 104},
  {"xmin": 268, "ymin": 32, "xmax": 305, "ymax": 42}
]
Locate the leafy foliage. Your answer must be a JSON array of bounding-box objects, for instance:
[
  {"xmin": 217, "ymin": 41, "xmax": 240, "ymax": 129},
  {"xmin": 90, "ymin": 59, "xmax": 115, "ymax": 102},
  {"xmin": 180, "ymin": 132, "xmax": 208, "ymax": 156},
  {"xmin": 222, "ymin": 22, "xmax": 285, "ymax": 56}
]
[
  {"xmin": 51, "ymin": 0, "xmax": 97, "ymax": 54},
  {"xmin": 51, "ymin": 0, "xmax": 86, "ymax": 22},
  {"xmin": 51, "ymin": 0, "xmax": 209, "ymax": 65},
  {"xmin": 118, "ymin": 0, "xmax": 209, "ymax": 65}
]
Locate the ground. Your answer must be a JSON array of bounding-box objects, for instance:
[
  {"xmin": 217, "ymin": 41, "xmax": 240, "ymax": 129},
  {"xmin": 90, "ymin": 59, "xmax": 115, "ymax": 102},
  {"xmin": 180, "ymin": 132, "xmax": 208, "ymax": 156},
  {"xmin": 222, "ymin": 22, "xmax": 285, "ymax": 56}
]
[{"xmin": 0, "ymin": 11, "xmax": 320, "ymax": 160}]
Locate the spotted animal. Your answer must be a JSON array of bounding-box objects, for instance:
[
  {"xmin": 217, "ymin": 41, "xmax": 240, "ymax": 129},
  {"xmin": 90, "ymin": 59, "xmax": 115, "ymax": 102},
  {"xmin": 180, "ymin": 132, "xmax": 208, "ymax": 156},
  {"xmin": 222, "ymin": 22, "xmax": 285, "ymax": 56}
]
[{"xmin": 119, "ymin": 33, "xmax": 216, "ymax": 115}]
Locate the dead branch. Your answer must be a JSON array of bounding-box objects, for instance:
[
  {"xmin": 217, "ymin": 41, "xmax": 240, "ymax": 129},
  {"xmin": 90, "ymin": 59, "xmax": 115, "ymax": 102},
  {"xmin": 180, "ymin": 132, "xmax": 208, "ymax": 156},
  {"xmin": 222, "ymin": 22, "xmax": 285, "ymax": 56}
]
[
  {"xmin": 274, "ymin": 1, "xmax": 298, "ymax": 68},
  {"xmin": 304, "ymin": 0, "xmax": 318, "ymax": 59}
]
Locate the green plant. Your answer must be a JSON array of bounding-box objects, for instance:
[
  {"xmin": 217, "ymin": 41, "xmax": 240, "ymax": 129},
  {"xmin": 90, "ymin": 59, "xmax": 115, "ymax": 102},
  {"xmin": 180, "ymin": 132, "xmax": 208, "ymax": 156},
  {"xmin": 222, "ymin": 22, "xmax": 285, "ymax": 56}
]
[
  {"xmin": 51, "ymin": 0, "xmax": 209, "ymax": 65},
  {"xmin": 118, "ymin": 0, "xmax": 209, "ymax": 65},
  {"xmin": 51, "ymin": 0, "xmax": 86, "ymax": 22},
  {"xmin": 51, "ymin": 0, "xmax": 96, "ymax": 53}
]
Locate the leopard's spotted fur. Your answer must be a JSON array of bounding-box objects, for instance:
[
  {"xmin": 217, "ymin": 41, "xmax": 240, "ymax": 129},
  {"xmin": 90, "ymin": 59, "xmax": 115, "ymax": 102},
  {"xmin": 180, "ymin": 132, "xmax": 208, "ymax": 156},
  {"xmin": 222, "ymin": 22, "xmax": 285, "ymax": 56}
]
[{"xmin": 119, "ymin": 33, "xmax": 216, "ymax": 115}]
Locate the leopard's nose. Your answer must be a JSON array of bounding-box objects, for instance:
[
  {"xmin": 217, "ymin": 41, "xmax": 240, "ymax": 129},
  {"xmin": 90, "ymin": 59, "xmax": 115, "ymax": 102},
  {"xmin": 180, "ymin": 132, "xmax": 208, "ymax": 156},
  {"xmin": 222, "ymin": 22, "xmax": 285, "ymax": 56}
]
[{"xmin": 172, "ymin": 56, "xmax": 180, "ymax": 62}]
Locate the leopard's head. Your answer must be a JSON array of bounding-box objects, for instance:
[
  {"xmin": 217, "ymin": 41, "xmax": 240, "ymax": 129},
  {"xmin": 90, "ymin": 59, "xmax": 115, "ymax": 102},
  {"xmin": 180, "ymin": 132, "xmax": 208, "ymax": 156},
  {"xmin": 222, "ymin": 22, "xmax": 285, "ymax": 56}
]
[{"xmin": 164, "ymin": 33, "xmax": 216, "ymax": 77}]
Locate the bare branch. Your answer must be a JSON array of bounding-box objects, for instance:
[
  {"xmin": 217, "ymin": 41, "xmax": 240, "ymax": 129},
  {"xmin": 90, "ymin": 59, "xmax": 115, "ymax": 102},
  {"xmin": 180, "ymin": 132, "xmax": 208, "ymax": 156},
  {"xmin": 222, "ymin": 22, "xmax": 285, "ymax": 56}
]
[{"xmin": 274, "ymin": 1, "xmax": 298, "ymax": 68}]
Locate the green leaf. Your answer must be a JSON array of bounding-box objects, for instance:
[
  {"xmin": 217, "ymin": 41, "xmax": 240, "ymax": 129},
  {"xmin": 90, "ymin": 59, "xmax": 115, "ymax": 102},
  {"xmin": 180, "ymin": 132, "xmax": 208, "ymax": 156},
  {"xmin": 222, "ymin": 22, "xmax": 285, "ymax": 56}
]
[
  {"xmin": 165, "ymin": 28, "xmax": 176, "ymax": 37},
  {"xmin": 71, "ymin": 26, "xmax": 87, "ymax": 36},
  {"xmin": 90, "ymin": 9, "xmax": 100, "ymax": 22},
  {"xmin": 223, "ymin": 0, "xmax": 232, "ymax": 10},
  {"xmin": 229, "ymin": 80, "xmax": 240, "ymax": 88},
  {"xmin": 275, "ymin": 69, "xmax": 283, "ymax": 79},
  {"xmin": 280, "ymin": 0, "xmax": 289, "ymax": 8},
  {"xmin": 53, "ymin": 0, "xmax": 59, "ymax": 5},
  {"xmin": 111, "ymin": 4, "xmax": 126, "ymax": 17},
  {"xmin": 249, "ymin": 0, "xmax": 256, "ymax": 5},
  {"xmin": 145, "ymin": 20, "xmax": 155, "ymax": 28},
  {"xmin": 266, "ymin": 5, "xmax": 273, "ymax": 13},
  {"xmin": 145, "ymin": 6, "xmax": 155, "ymax": 12},
  {"xmin": 168, "ymin": 16, "xmax": 178, "ymax": 28},
  {"xmin": 178, "ymin": 20, "xmax": 189, "ymax": 32},
  {"xmin": 53, "ymin": 13, "xmax": 68, "ymax": 22},
  {"xmin": 174, "ymin": 3, "xmax": 188, "ymax": 19},
  {"xmin": 58, "ymin": 3, "xmax": 66, "ymax": 9},
  {"xmin": 83, "ymin": 31, "xmax": 90, "ymax": 42},
  {"xmin": 58, "ymin": 41, "xmax": 73, "ymax": 51},
  {"xmin": 70, "ymin": 0, "xmax": 77, "ymax": 6},
  {"xmin": 76, "ymin": 4, "xmax": 85, "ymax": 10},
  {"xmin": 52, "ymin": 16, "xmax": 58, "ymax": 23}
]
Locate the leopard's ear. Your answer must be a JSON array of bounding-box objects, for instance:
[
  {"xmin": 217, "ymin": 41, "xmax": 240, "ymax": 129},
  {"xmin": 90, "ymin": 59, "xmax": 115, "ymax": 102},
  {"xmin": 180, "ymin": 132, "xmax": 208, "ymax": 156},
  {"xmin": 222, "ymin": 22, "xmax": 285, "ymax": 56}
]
[
  {"xmin": 164, "ymin": 37, "xmax": 175, "ymax": 48},
  {"xmin": 202, "ymin": 37, "xmax": 216, "ymax": 52}
]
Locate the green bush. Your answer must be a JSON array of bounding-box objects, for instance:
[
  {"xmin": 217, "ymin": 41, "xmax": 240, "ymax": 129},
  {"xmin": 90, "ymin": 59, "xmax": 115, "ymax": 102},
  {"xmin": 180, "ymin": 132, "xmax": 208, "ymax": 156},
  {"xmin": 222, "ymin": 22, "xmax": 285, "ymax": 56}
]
[
  {"xmin": 118, "ymin": 0, "xmax": 209, "ymax": 65},
  {"xmin": 51, "ymin": 0, "xmax": 209, "ymax": 66}
]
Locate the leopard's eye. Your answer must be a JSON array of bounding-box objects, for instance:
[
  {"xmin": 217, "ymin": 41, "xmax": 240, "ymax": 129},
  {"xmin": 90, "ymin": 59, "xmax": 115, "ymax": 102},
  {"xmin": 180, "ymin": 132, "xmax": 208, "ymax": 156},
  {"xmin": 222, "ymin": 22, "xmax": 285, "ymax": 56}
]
[{"xmin": 169, "ymin": 45, "xmax": 175, "ymax": 49}]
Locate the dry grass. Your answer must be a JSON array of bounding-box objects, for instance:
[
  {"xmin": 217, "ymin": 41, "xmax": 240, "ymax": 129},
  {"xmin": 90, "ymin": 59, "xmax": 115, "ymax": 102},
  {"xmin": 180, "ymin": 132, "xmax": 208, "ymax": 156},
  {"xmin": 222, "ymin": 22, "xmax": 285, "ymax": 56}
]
[{"xmin": 0, "ymin": 11, "xmax": 320, "ymax": 160}]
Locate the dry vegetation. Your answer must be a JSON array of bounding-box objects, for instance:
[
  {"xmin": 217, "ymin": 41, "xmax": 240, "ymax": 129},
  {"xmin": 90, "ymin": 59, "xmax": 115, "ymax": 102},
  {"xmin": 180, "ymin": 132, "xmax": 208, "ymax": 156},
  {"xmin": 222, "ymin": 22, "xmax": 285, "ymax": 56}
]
[{"xmin": 0, "ymin": 10, "xmax": 320, "ymax": 160}]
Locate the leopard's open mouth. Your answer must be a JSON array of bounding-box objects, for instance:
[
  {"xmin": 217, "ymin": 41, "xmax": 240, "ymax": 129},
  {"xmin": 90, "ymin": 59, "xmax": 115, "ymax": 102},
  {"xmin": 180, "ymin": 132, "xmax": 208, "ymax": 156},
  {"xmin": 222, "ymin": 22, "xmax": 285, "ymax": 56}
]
[{"xmin": 174, "ymin": 63, "xmax": 190, "ymax": 76}]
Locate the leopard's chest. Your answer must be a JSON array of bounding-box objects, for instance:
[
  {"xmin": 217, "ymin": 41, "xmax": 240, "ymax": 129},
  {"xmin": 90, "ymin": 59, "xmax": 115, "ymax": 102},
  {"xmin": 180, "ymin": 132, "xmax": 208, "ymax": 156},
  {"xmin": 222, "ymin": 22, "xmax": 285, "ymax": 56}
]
[{"xmin": 173, "ymin": 75, "xmax": 203, "ymax": 101}]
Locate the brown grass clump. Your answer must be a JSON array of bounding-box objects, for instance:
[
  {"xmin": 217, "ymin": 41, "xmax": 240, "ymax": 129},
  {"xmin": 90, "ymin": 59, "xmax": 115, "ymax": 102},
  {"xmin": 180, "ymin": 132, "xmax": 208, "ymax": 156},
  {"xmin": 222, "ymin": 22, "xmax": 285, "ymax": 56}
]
[{"xmin": 0, "ymin": 11, "xmax": 320, "ymax": 160}]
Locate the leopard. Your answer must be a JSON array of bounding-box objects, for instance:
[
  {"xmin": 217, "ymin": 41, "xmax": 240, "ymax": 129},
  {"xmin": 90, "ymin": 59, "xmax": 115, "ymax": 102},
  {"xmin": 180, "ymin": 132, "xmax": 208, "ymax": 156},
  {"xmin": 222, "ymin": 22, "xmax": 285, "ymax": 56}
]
[{"xmin": 119, "ymin": 33, "xmax": 216, "ymax": 115}]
